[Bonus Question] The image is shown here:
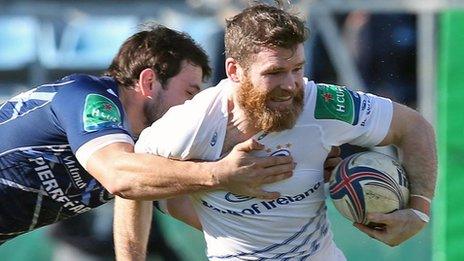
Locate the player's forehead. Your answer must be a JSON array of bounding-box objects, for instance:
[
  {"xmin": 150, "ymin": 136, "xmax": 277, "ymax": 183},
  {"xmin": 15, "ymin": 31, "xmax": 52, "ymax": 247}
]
[
  {"xmin": 178, "ymin": 60, "xmax": 203, "ymax": 78},
  {"xmin": 170, "ymin": 60, "xmax": 203, "ymax": 89},
  {"xmin": 250, "ymin": 44, "xmax": 305, "ymax": 71}
]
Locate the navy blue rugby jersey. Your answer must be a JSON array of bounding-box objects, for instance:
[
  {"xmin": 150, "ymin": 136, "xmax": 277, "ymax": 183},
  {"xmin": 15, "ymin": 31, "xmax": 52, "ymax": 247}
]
[{"xmin": 0, "ymin": 74, "xmax": 134, "ymax": 243}]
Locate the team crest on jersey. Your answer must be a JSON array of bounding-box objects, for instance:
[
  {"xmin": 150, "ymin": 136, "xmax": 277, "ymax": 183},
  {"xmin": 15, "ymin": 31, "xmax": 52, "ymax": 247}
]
[
  {"xmin": 314, "ymin": 84, "xmax": 360, "ymax": 125},
  {"xmin": 270, "ymin": 149, "xmax": 291, "ymax": 157},
  {"xmin": 265, "ymin": 143, "xmax": 292, "ymax": 154},
  {"xmin": 210, "ymin": 131, "xmax": 218, "ymax": 146},
  {"xmin": 83, "ymin": 94, "xmax": 122, "ymax": 132}
]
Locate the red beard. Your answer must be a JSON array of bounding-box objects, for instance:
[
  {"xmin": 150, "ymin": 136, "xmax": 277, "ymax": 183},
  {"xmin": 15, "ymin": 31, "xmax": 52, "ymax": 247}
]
[{"xmin": 236, "ymin": 77, "xmax": 304, "ymax": 132}]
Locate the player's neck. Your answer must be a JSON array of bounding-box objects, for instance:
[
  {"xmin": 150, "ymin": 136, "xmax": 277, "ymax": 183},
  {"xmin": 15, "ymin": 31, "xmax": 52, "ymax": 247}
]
[
  {"xmin": 119, "ymin": 88, "xmax": 145, "ymax": 137},
  {"xmin": 227, "ymin": 95, "xmax": 260, "ymax": 137},
  {"xmin": 220, "ymin": 96, "xmax": 260, "ymax": 156}
]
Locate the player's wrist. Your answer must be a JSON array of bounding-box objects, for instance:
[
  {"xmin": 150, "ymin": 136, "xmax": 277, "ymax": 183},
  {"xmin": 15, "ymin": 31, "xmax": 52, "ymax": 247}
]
[
  {"xmin": 202, "ymin": 161, "xmax": 224, "ymax": 190},
  {"xmin": 409, "ymin": 194, "xmax": 431, "ymax": 216},
  {"xmin": 409, "ymin": 194, "xmax": 432, "ymax": 223},
  {"xmin": 410, "ymin": 209, "xmax": 430, "ymax": 223}
]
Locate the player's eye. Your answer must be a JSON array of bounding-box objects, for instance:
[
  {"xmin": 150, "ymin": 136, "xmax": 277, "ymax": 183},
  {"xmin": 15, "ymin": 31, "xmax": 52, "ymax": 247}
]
[
  {"xmin": 266, "ymin": 71, "xmax": 281, "ymax": 76},
  {"xmin": 186, "ymin": 89, "xmax": 199, "ymax": 97}
]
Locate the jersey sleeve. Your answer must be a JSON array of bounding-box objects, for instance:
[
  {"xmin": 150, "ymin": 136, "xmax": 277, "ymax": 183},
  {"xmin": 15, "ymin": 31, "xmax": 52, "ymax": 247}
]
[
  {"xmin": 308, "ymin": 83, "xmax": 393, "ymax": 148},
  {"xmin": 51, "ymin": 75, "xmax": 133, "ymax": 167}
]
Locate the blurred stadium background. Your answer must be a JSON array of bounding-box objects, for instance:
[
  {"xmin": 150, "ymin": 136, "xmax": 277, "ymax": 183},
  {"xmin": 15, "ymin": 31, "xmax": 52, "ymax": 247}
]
[{"xmin": 0, "ymin": 0, "xmax": 462, "ymax": 260}]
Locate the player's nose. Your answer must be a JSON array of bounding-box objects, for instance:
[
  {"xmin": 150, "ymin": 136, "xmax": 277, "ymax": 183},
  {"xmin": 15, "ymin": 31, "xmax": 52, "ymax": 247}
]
[{"xmin": 280, "ymin": 73, "xmax": 297, "ymax": 92}]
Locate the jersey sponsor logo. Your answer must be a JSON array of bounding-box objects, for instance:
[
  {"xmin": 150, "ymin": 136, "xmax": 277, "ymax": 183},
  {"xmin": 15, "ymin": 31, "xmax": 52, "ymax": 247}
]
[
  {"xmin": 206, "ymin": 182, "xmax": 321, "ymax": 216},
  {"xmin": 62, "ymin": 155, "xmax": 87, "ymax": 189},
  {"xmin": 20, "ymin": 146, "xmax": 88, "ymax": 190},
  {"xmin": 314, "ymin": 84, "xmax": 360, "ymax": 125},
  {"xmin": 83, "ymin": 94, "xmax": 122, "ymax": 132},
  {"xmin": 29, "ymin": 156, "xmax": 92, "ymax": 215},
  {"xmin": 225, "ymin": 193, "xmax": 254, "ymax": 203}
]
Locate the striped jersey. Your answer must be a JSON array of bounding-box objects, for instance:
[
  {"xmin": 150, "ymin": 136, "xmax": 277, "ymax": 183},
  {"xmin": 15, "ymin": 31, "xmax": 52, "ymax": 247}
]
[
  {"xmin": 136, "ymin": 78, "xmax": 393, "ymax": 260},
  {"xmin": 0, "ymin": 74, "xmax": 133, "ymax": 243}
]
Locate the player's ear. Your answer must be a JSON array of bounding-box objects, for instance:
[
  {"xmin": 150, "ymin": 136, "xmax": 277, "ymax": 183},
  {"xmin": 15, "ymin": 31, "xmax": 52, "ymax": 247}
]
[
  {"xmin": 138, "ymin": 68, "xmax": 161, "ymax": 98},
  {"xmin": 226, "ymin": 58, "xmax": 243, "ymax": 83}
]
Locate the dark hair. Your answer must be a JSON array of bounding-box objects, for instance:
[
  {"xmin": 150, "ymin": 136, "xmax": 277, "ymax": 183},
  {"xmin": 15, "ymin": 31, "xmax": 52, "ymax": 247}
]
[
  {"xmin": 106, "ymin": 24, "xmax": 211, "ymax": 90},
  {"xmin": 224, "ymin": 3, "xmax": 308, "ymax": 67}
]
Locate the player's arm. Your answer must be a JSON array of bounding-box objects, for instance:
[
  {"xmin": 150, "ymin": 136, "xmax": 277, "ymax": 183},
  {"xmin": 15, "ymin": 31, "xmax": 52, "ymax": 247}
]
[
  {"xmin": 85, "ymin": 139, "xmax": 294, "ymax": 200},
  {"xmin": 113, "ymin": 196, "xmax": 201, "ymax": 261},
  {"xmin": 355, "ymin": 102, "xmax": 437, "ymax": 246},
  {"xmin": 114, "ymin": 197, "xmax": 153, "ymax": 261},
  {"xmin": 379, "ymin": 102, "xmax": 436, "ymax": 209}
]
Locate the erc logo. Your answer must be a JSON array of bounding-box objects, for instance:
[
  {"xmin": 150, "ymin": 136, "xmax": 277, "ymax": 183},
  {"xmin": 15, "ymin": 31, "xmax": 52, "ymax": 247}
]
[
  {"xmin": 83, "ymin": 94, "xmax": 122, "ymax": 132},
  {"xmin": 314, "ymin": 84, "xmax": 360, "ymax": 125}
]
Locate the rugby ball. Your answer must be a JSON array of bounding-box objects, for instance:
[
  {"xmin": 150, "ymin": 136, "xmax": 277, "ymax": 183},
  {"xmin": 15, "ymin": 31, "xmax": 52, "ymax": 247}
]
[{"xmin": 329, "ymin": 151, "xmax": 409, "ymax": 225}]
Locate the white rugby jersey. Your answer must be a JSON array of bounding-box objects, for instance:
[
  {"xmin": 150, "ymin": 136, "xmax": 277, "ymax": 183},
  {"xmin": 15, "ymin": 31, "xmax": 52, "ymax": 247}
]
[{"xmin": 136, "ymin": 78, "xmax": 393, "ymax": 260}]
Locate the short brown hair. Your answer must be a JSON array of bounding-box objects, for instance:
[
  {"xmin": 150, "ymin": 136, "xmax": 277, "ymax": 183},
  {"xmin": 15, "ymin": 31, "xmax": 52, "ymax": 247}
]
[
  {"xmin": 106, "ymin": 24, "xmax": 211, "ymax": 90},
  {"xmin": 225, "ymin": 3, "xmax": 308, "ymax": 67}
]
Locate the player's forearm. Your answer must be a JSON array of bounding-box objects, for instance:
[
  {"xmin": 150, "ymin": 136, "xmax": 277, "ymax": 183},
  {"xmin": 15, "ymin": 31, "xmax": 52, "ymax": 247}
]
[
  {"xmin": 391, "ymin": 110, "xmax": 437, "ymax": 215},
  {"xmin": 87, "ymin": 142, "xmax": 220, "ymax": 200},
  {"xmin": 89, "ymin": 140, "xmax": 295, "ymax": 201},
  {"xmin": 396, "ymin": 116, "xmax": 437, "ymax": 199},
  {"xmin": 380, "ymin": 103, "xmax": 437, "ymax": 213},
  {"xmin": 114, "ymin": 197, "xmax": 153, "ymax": 261},
  {"xmin": 110, "ymin": 153, "xmax": 219, "ymax": 200}
]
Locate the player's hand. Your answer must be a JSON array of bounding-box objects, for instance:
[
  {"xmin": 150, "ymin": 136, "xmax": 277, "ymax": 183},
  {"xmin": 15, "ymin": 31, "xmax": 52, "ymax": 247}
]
[
  {"xmin": 353, "ymin": 209, "xmax": 427, "ymax": 247},
  {"xmin": 214, "ymin": 138, "xmax": 295, "ymax": 200},
  {"xmin": 324, "ymin": 146, "xmax": 341, "ymax": 182}
]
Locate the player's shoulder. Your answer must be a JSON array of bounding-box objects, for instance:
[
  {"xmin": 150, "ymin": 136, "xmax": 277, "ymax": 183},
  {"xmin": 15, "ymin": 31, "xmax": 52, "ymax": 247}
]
[
  {"xmin": 165, "ymin": 79, "xmax": 228, "ymax": 121},
  {"xmin": 136, "ymin": 81, "xmax": 228, "ymax": 157},
  {"xmin": 57, "ymin": 74, "xmax": 117, "ymax": 94},
  {"xmin": 190, "ymin": 80, "xmax": 228, "ymax": 109},
  {"xmin": 52, "ymin": 74, "xmax": 120, "ymax": 106},
  {"xmin": 51, "ymin": 74, "xmax": 123, "ymax": 126}
]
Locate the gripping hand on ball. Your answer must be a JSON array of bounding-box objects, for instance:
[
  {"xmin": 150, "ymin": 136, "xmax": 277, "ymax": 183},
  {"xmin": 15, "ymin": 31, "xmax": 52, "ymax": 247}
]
[{"xmin": 353, "ymin": 209, "xmax": 427, "ymax": 247}]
